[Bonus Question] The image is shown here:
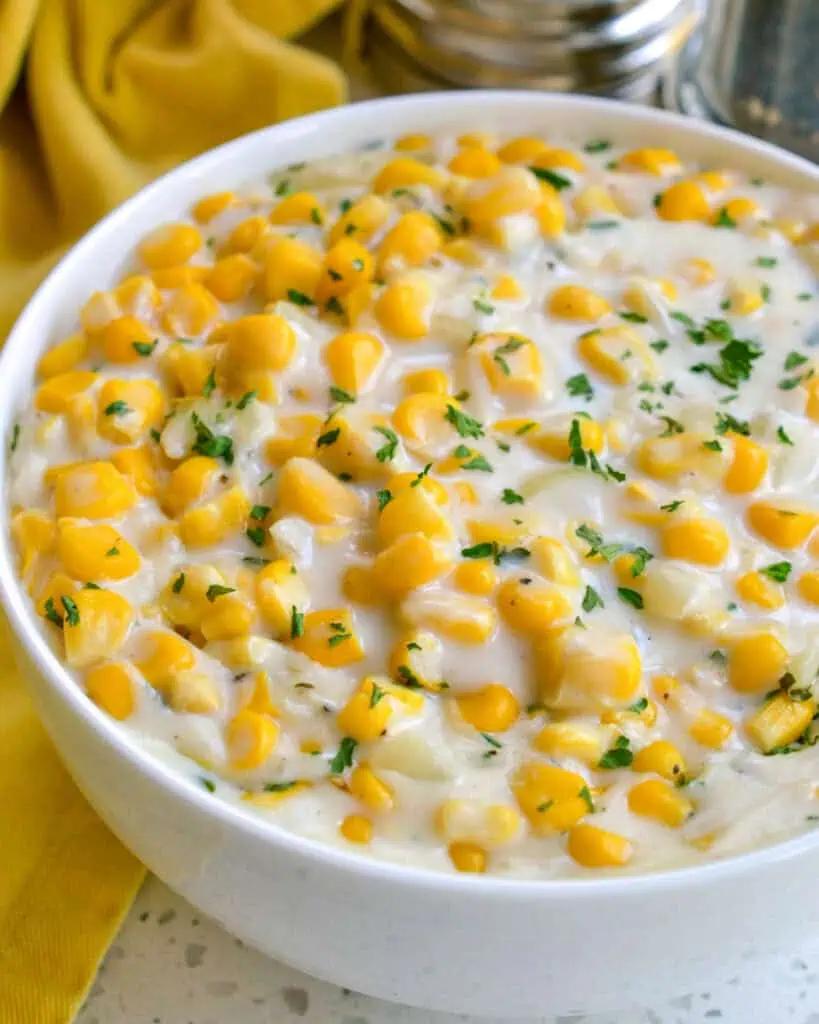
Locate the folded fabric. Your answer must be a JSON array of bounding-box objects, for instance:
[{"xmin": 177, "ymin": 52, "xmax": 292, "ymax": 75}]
[{"xmin": 0, "ymin": 2, "xmax": 345, "ymax": 1021}]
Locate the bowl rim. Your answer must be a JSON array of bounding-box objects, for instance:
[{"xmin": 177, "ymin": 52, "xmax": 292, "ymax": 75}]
[{"xmin": 2, "ymin": 89, "xmax": 819, "ymax": 900}]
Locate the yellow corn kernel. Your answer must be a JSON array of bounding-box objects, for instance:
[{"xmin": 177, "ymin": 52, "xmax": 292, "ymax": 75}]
[
  {"xmin": 38, "ymin": 334, "xmax": 88, "ymax": 378},
  {"xmin": 656, "ymin": 180, "xmax": 710, "ymax": 222},
  {"xmin": 255, "ymin": 559, "xmax": 309, "ymax": 636},
  {"xmin": 628, "ymin": 779, "xmax": 692, "ymax": 827},
  {"xmin": 239, "ymin": 671, "xmax": 280, "ymax": 718},
  {"xmin": 337, "ymin": 676, "xmax": 393, "ymax": 741},
  {"xmin": 618, "ymin": 148, "xmax": 681, "ymax": 176},
  {"xmin": 99, "ymin": 315, "xmax": 155, "ymax": 365},
  {"xmin": 372, "ymin": 157, "xmax": 444, "ymax": 194},
  {"xmin": 200, "ymin": 591, "xmax": 255, "ymax": 642},
  {"xmin": 192, "ymin": 191, "xmax": 235, "ymax": 223},
  {"xmin": 533, "ymin": 183, "xmax": 567, "ymax": 238},
  {"xmin": 715, "ymin": 196, "xmax": 759, "ymax": 224},
  {"xmin": 747, "ymin": 501, "xmax": 818, "ymax": 549},
  {"xmin": 448, "ymin": 146, "xmax": 502, "ymax": 178},
  {"xmin": 395, "ymin": 133, "xmax": 430, "ymax": 151},
  {"xmin": 158, "ymin": 564, "xmax": 223, "ymax": 628},
  {"xmin": 548, "ymin": 284, "xmax": 611, "ymax": 321},
  {"xmin": 727, "ymin": 632, "xmax": 789, "ymax": 694},
  {"xmin": 85, "ymin": 661, "xmax": 137, "ymax": 720},
  {"xmin": 724, "ymin": 435, "xmax": 768, "ymax": 494},
  {"xmin": 349, "ymin": 763, "xmax": 394, "ymax": 812},
  {"xmin": 34, "ymin": 371, "xmax": 97, "ymax": 415},
  {"xmin": 402, "ymin": 368, "xmax": 449, "ymax": 397},
  {"xmin": 496, "ymin": 578, "xmax": 573, "ymax": 635},
  {"xmin": 374, "ymin": 274, "xmax": 432, "ymax": 340},
  {"xmin": 378, "ymin": 211, "xmax": 442, "ymax": 274},
  {"xmin": 165, "ymin": 672, "xmax": 221, "ymax": 714},
  {"xmin": 161, "ymin": 282, "xmax": 220, "ymax": 336},
  {"xmin": 54, "ymin": 461, "xmax": 135, "ymax": 519},
  {"xmin": 456, "ymin": 684, "xmax": 519, "ymax": 733},
  {"xmin": 114, "ymin": 272, "xmax": 162, "ymax": 315},
  {"xmin": 317, "ymin": 238, "xmax": 374, "ymax": 303},
  {"xmin": 163, "ymin": 456, "xmax": 220, "ymax": 516},
  {"xmin": 324, "ymin": 331, "xmax": 383, "ymax": 395},
  {"xmin": 203, "ymin": 253, "xmax": 257, "ymax": 303},
  {"xmin": 180, "ymin": 486, "xmax": 250, "ymax": 548},
  {"xmin": 97, "ymin": 378, "xmax": 164, "ymax": 444},
  {"xmin": 11, "ymin": 510, "xmax": 54, "ymax": 579},
  {"xmin": 152, "ymin": 265, "xmax": 207, "ymax": 289},
  {"xmin": 377, "ymin": 487, "xmax": 452, "ymax": 548},
  {"xmin": 342, "ymin": 564, "xmax": 378, "ymax": 606},
  {"xmin": 447, "ymin": 842, "xmax": 486, "ymax": 873},
  {"xmin": 401, "ymin": 589, "xmax": 495, "ymax": 643},
  {"xmin": 632, "ymin": 740, "xmax": 686, "ymax": 782},
  {"xmin": 724, "ymin": 282, "xmax": 763, "ymax": 316},
  {"xmin": 453, "ymin": 559, "xmax": 497, "ymax": 596},
  {"xmin": 139, "ymin": 223, "xmax": 201, "ymax": 269},
  {"xmin": 529, "ymin": 537, "xmax": 579, "ymax": 586},
  {"xmin": 135, "ymin": 629, "xmax": 197, "ymax": 688},
  {"xmin": 798, "ymin": 570, "xmax": 819, "ymax": 606},
  {"xmin": 689, "ymin": 709, "xmax": 734, "ymax": 749},
  {"xmin": 746, "ymin": 693, "xmax": 816, "ymax": 754},
  {"xmin": 57, "ymin": 522, "xmax": 140, "ymax": 581},
  {"xmin": 391, "ymin": 391, "xmax": 456, "ymax": 456},
  {"xmin": 531, "ymin": 416, "xmax": 604, "ymax": 462},
  {"xmin": 572, "ymin": 186, "xmax": 619, "ymax": 219},
  {"xmin": 496, "ymin": 136, "xmax": 547, "ymax": 164},
  {"xmin": 488, "ymin": 273, "xmax": 523, "ymax": 301},
  {"xmin": 735, "ymin": 570, "xmax": 783, "ymax": 610},
  {"xmin": 388, "ymin": 630, "xmax": 444, "ymax": 693},
  {"xmin": 162, "ymin": 342, "xmax": 217, "ymax": 397},
  {"xmin": 227, "ymin": 709, "xmax": 279, "ymax": 770},
  {"xmin": 276, "ymin": 457, "xmax": 362, "ymax": 525},
  {"xmin": 660, "ymin": 516, "xmax": 730, "ymax": 567},
  {"xmin": 536, "ymin": 625, "xmax": 642, "ymax": 712},
  {"xmin": 511, "ymin": 761, "xmax": 591, "ymax": 834},
  {"xmin": 340, "ymin": 814, "xmax": 373, "ymax": 845},
  {"xmin": 269, "ymin": 191, "xmax": 325, "ymax": 227},
  {"xmin": 329, "ymin": 194, "xmax": 391, "ymax": 246},
  {"xmin": 374, "ymin": 534, "xmax": 452, "ymax": 599},
  {"xmin": 682, "ymin": 257, "xmax": 717, "ymax": 287},
  {"xmin": 569, "ymin": 824, "xmax": 633, "ymax": 867},
  {"xmin": 532, "ymin": 147, "xmax": 585, "ymax": 174},
  {"xmin": 290, "ymin": 609, "xmax": 364, "ymax": 668},
  {"xmin": 636, "ymin": 432, "xmax": 726, "ymax": 483},
  {"xmin": 804, "ymin": 377, "xmax": 819, "ymax": 422},
  {"xmin": 453, "ymin": 481, "xmax": 477, "ymax": 505},
  {"xmin": 225, "ymin": 214, "xmax": 268, "ymax": 254},
  {"xmin": 464, "ymin": 167, "xmax": 542, "ymax": 227},
  {"xmin": 477, "ymin": 331, "xmax": 544, "ymax": 400},
  {"xmin": 221, "ymin": 313, "xmax": 296, "ymax": 378},
  {"xmin": 262, "ymin": 236, "xmax": 322, "ymax": 303},
  {"xmin": 110, "ymin": 446, "xmax": 157, "ymax": 499},
  {"xmin": 265, "ymin": 414, "xmax": 322, "ymax": 465},
  {"xmin": 577, "ymin": 325, "xmax": 655, "ymax": 386},
  {"xmin": 621, "ymin": 279, "xmax": 677, "ymax": 317},
  {"xmin": 441, "ymin": 238, "xmax": 485, "ymax": 267},
  {"xmin": 435, "ymin": 800, "xmax": 521, "ymax": 846},
  {"xmin": 533, "ymin": 721, "xmax": 606, "ymax": 766},
  {"xmin": 63, "ymin": 588, "xmax": 132, "ymax": 668}
]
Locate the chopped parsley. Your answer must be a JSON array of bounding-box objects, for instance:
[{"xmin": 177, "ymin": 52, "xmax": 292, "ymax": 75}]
[
  {"xmin": 501, "ymin": 488, "xmax": 524, "ymax": 505},
  {"xmin": 374, "ymin": 426, "xmax": 399, "ymax": 462},
  {"xmin": 460, "ymin": 542, "xmax": 529, "ymax": 566},
  {"xmin": 760, "ymin": 561, "xmax": 792, "ymax": 583},
  {"xmin": 473, "ymin": 297, "xmax": 495, "ymax": 315},
  {"xmin": 691, "ymin": 338, "xmax": 762, "ymax": 389},
  {"xmin": 713, "ymin": 207, "xmax": 737, "ymax": 228},
  {"xmin": 61, "ymin": 595, "xmax": 80, "ymax": 626},
  {"xmin": 202, "ymin": 368, "xmax": 216, "ymax": 397},
  {"xmin": 236, "ymin": 390, "xmax": 257, "ymax": 410},
  {"xmin": 327, "ymin": 621, "xmax": 353, "ymax": 647},
  {"xmin": 199, "ymin": 777, "xmax": 216, "ymax": 793},
  {"xmin": 171, "ymin": 572, "xmax": 186, "ymax": 594},
  {"xmin": 650, "ymin": 339, "xmax": 669, "ymax": 353},
  {"xmin": 492, "ymin": 336, "xmax": 525, "ymax": 376},
  {"xmin": 617, "ymin": 587, "xmax": 644, "ymax": 610},
  {"xmin": 329, "ymin": 386, "xmax": 356, "ymax": 404},
  {"xmin": 286, "ymin": 289, "xmax": 314, "ymax": 306},
  {"xmin": 582, "ymin": 585, "xmax": 604, "ymax": 613},
  {"xmin": 328, "ymin": 737, "xmax": 358, "ymax": 774},
  {"xmin": 566, "ymin": 373, "xmax": 594, "ymax": 400},
  {"xmin": 191, "ymin": 413, "xmax": 234, "ymax": 464},
  {"xmin": 376, "ymin": 489, "xmax": 393, "ymax": 511},
  {"xmin": 250, "ymin": 504, "xmax": 270, "ymax": 521},
  {"xmin": 316, "ymin": 427, "xmax": 340, "ymax": 448},
  {"xmin": 658, "ymin": 415, "xmax": 685, "ymax": 437},
  {"xmin": 105, "ymin": 545, "xmax": 119, "ymax": 556},
  {"xmin": 9, "ymin": 423, "xmax": 19, "ymax": 452},
  {"xmin": 660, "ymin": 499, "xmax": 684, "ymax": 513},
  {"xmin": 132, "ymin": 339, "xmax": 158, "ymax": 357},
  {"xmin": 246, "ymin": 526, "xmax": 266, "ymax": 547},
  {"xmin": 599, "ymin": 735, "xmax": 633, "ymax": 769},
  {"xmin": 756, "ymin": 256, "xmax": 778, "ymax": 268},
  {"xmin": 369, "ymin": 683, "xmax": 386, "ymax": 708},
  {"xmin": 445, "ymin": 404, "xmax": 484, "ymax": 439},
  {"xmin": 462, "ymin": 453, "xmax": 493, "ymax": 472},
  {"xmin": 575, "ymin": 523, "xmax": 624, "ymax": 562},
  {"xmin": 619, "ymin": 311, "xmax": 648, "ymax": 324},
  {"xmin": 290, "ymin": 606, "xmax": 304, "ymax": 639},
  {"xmin": 702, "ymin": 439, "xmax": 723, "ymax": 452},
  {"xmin": 587, "ymin": 220, "xmax": 619, "ymax": 230},
  {"xmin": 205, "ymin": 584, "xmax": 235, "ymax": 602},
  {"xmin": 103, "ymin": 400, "xmax": 130, "ymax": 416},
  {"xmin": 777, "ymin": 425, "xmax": 794, "ymax": 445},
  {"xmin": 628, "ymin": 697, "xmax": 649, "ymax": 714},
  {"xmin": 529, "ymin": 167, "xmax": 571, "ymax": 191},
  {"xmin": 584, "ymin": 139, "xmax": 611, "ymax": 153},
  {"xmin": 44, "ymin": 598, "xmax": 63, "ymax": 627},
  {"xmin": 784, "ymin": 350, "xmax": 809, "ymax": 371},
  {"xmin": 715, "ymin": 411, "xmax": 750, "ymax": 436}
]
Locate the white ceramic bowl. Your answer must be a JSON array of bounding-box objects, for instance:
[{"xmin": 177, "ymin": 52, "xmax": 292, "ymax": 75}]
[{"xmin": 2, "ymin": 92, "xmax": 819, "ymax": 1019}]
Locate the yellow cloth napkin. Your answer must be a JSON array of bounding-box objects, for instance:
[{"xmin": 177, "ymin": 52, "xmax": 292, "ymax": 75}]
[{"xmin": 0, "ymin": 3, "xmax": 345, "ymax": 1021}]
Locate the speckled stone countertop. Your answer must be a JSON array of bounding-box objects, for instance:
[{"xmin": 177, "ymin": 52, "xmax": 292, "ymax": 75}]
[
  {"xmin": 76, "ymin": 875, "xmax": 819, "ymax": 1023},
  {"xmin": 70, "ymin": 17, "xmax": 819, "ymax": 1024}
]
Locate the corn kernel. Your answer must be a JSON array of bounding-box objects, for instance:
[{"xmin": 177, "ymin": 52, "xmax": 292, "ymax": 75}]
[
  {"xmin": 349, "ymin": 763, "xmax": 394, "ymax": 811},
  {"xmin": 255, "ymin": 559, "xmax": 309, "ymax": 636},
  {"xmin": 203, "ymin": 253, "xmax": 257, "ymax": 303},
  {"xmin": 97, "ymin": 378, "xmax": 164, "ymax": 443},
  {"xmin": 628, "ymin": 779, "xmax": 692, "ymax": 827},
  {"xmin": 63, "ymin": 588, "xmax": 133, "ymax": 668},
  {"xmin": 192, "ymin": 191, "xmax": 235, "ymax": 223},
  {"xmin": 496, "ymin": 578, "xmax": 574, "ymax": 635},
  {"xmin": 660, "ymin": 516, "xmax": 730, "ymax": 567},
  {"xmin": 324, "ymin": 331, "xmax": 383, "ymax": 395},
  {"xmin": 569, "ymin": 824, "xmax": 633, "ymax": 868},
  {"xmin": 548, "ymin": 284, "xmax": 611, "ymax": 321},
  {"xmin": 378, "ymin": 211, "xmax": 443, "ymax": 274},
  {"xmin": 85, "ymin": 662, "xmax": 136, "ymax": 720},
  {"xmin": 618, "ymin": 148, "xmax": 681, "ymax": 176},
  {"xmin": 746, "ymin": 692, "xmax": 815, "ymax": 754},
  {"xmin": 656, "ymin": 181, "xmax": 710, "ymax": 222},
  {"xmin": 329, "ymin": 194, "xmax": 391, "ymax": 246},
  {"xmin": 337, "ymin": 676, "xmax": 393, "ymax": 741},
  {"xmin": 374, "ymin": 275, "xmax": 432, "ymax": 340},
  {"xmin": 448, "ymin": 147, "xmax": 502, "ymax": 179},
  {"xmin": 54, "ymin": 461, "xmax": 136, "ymax": 519},
  {"xmin": 401, "ymin": 588, "xmax": 495, "ymax": 643},
  {"xmin": 536, "ymin": 625, "xmax": 642, "ymax": 712},
  {"xmin": 798, "ymin": 570, "xmax": 819, "ymax": 606},
  {"xmin": 262, "ymin": 236, "xmax": 322, "ymax": 303},
  {"xmin": 291, "ymin": 609, "xmax": 364, "ymax": 668},
  {"xmin": 57, "ymin": 521, "xmax": 140, "ymax": 581},
  {"xmin": 38, "ymin": 334, "xmax": 88, "ymax": 378},
  {"xmin": 227, "ymin": 709, "xmax": 279, "ymax": 770},
  {"xmin": 727, "ymin": 633, "xmax": 789, "ymax": 694},
  {"xmin": 372, "ymin": 157, "xmax": 444, "ymax": 195},
  {"xmin": 747, "ymin": 502, "xmax": 818, "ymax": 549},
  {"xmin": 456, "ymin": 684, "xmax": 519, "ymax": 732},
  {"xmin": 533, "ymin": 721, "xmax": 606, "ymax": 766},
  {"xmin": 724, "ymin": 435, "xmax": 768, "ymax": 494},
  {"xmin": 689, "ymin": 709, "xmax": 734, "ymax": 749},
  {"xmin": 139, "ymin": 223, "xmax": 202, "ymax": 269},
  {"xmin": 276, "ymin": 457, "xmax": 362, "ymax": 525},
  {"xmin": 11, "ymin": 510, "xmax": 55, "ymax": 579},
  {"xmin": 435, "ymin": 799, "xmax": 522, "ymax": 845},
  {"xmin": 448, "ymin": 842, "xmax": 486, "ymax": 873},
  {"xmin": 735, "ymin": 570, "xmax": 783, "ymax": 610},
  {"xmin": 632, "ymin": 740, "xmax": 686, "ymax": 782},
  {"xmin": 512, "ymin": 761, "xmax": 591, "ymax": 834},
  {"xmin": 577, "ymin": 326, "xmax": 655, "ymax": 385},
  {"xmin": 453, "ymin": 559, "xmax": 497, "ymax": 596}
]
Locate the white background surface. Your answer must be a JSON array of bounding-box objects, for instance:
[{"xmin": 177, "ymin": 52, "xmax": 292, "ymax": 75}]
[{"xmin": 71, "ymin": 15, "xmax": 819, "ymax": 1024}]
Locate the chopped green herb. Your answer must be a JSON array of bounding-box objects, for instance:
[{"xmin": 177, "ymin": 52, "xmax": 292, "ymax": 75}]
[
  {"xmin": 670, "ymin": 311, "xmax": 696, "ymax": 328},
  {"xmin": 236, "ymin": 390, "xmax": 257, "ymax": 410},
  {"xmin": 784, "ymin": 350, "xmax": 809, "ymax": 371},
  {"xmin": 206, "ymin": 584, "xmax": 235, "ymax": 602},
  {"xmin": 316, "ymin": 427, "xmax": 340, "ymax": 448},
  {"xmin": 582, "ymin": 586, "xmax": 604, "ymax": 613},
  {"xmin": 369, "ymin": 683, "xmax": 386, "ymax": 708},
  {"xmin": 529, "ymin": 166, "xmax": 571, "ymax": 191},
  {"xmin": 777, "ymin": 425, "xmax": 794, "ymax": 445},
  {"xmin": 756, "ymin": 256, "xmax": 778, "ymax": 268},
  {"xmin": 191, "ymin": 413, "xmax": 234, "ymax": 464},
  {"xmin": 325, "ymin": 296, "xmax": 344, "ymax": 315},
  {"xmin": 480, "ymin": 732, "xmax": 503, "ymax": 750},
  {"xmin": 329, "ymin": 737, "xmax": 358, "ymax": 774},
  {"xmin": 199, "ymin": 777, "xmax": 216, "ymax": 793},
  {"xmin": 453, "ymin": 389, "xmax": 471, "ymax": 402},
  {"xmin": 105, "ymin": 545, "xmax": 120, "ymax": 557},
  {"xmin": 242, "ymin": 556, "xmax": 271, "ymax": 567},
  {"xmin": 536, "ymin": 799, "xmax": 555, "ymax": 813},
  {"xmin": 473, "ymin": 297, "xmax": 495, "ymax": 315},
  {"xmin": 515, "ymin": 421, "xmax": 536, "ymax": 436},
  {"xmin": 501, "ymin": 488, "xmax": 524, "ymax": 505},
  {"xmin": 630, "ymin": 546, "xmax": 654, "ymax": 577},
  {"xmin": 172, "ymin": 572, "xmax": 186, "ymax": 594},
  {"xmin": 329, "ymin": 386, "xmax": 355, "ymax": 404},
  {"xmin": 619, "ymin": 311, "xmax": 648, "ymax": 324},
  {"xmin": 250, "ymin": 504, "xmax": 271, "ymax": 521},
  {"xmin": 579, "ymin": 785, "xmax": 595, "ymax": 812},
  {"xmin": 760, "ymin": 561, "xmax": 792, "ymax": 583},
  {"xmin": 310, "ymin": 207, "xmax": 323, "ymax": 226},
  {"xmin": 462, "ymin": 454, "xmax": 493, "ymax": 472},
  {"xmin": 290, "ymin": 606, "xmax": 304, "ymax": 639},
  {"xmin": 584, "ymin": 139, "xmax": 611, "ymax": 153},
  {"xmin": 798, "ymin": 292, "xmax": 813, "ymax": 301},
  {"xmin": 461, "ymin": 542, "xmax": 495, "ymax": 560},
  {"xmin": 396, "ymin": 665, "xmax": 422, "ymax": 689},
  {"xmin": 246, "ymin": 526, "xmax": 266, "ymax": 547},
  {"xmin": 650, "ymin": 339, "xmax": 669, "ymax": 353},
  {"xmin": 287, "ymin": 289, "xmax": 314, "ymax": 306},
  {"xmin": 660, "ymin": 499, "xmax": 684, "ymax": 512},
  {"xmin": 587, "ymin": 220, "xmax": 619, "ymax": 230},
  {"xmin": 574, "ymin": 523, "xmax": 624, "ymax": 562},
  {"xmin": 779, "ymin": 374, "xmax": 810, "ymax": 391},
  {"xmin": 714, "ymin": 207, "xmax": 737, "ymax": 228},
  {"xmin": 339, "ymin": 198, "xmax": 353, "ymax": 214},
  {"xmin": 715, "ymin": 411, "xmax": 750, "ymax": 436},
  {"xmin": 9, "ymin": 423, "xmax": 20, "ymax": 452},
  {"xmin": 702, "ymin": 439, "xmax": 723, "ymax": 452},
  {"xmin": 691, "ymin": 338, "xmax": 762, "ymax": 389},
  {"xmin": 202, "ymin": 368, "xmax": 216, "ymax": 397},
  {"xmin": 566, "ymin": 373, "xmax": 594, "ymax": 400},
  {"xmin": 659, "ymin": 415, "xmax": 685, "ymax": 437},
  {"xmin": 61, "ymin": 594, "xmax": 80, "ymax": 626},
  {"xmin": 132, "ymin": 339, "xmax": 158, "ymax": 357},
  {"xmin": 104, "ymin": 400, "xmax": 130, "ymax": 416},
  {"xmin": 44, "ymin": 597, "xmax": 63, "ymax": 627},
  {"xmin": 599, "ymin": 736, "xmax": 633, "ymax": 769},
  {"xmin": 376, "ymin": 489, "xmax": 393, "ymax": 511},
  {"xmin": 492, "ymin": 336, "xmax": 525, "ymax": 376},
  {"xmin": 149, "ymin": 428, "xmax": 161, "ymax": 443},
  {"xmin": 262, "ymin": 781, "xmax": 299, "ymax": 793},
  {"xmin": 628, "ymin": 697, "xmax": 649, "ymax": 714},
  {"xmin": 374, "ymin": 426, "xmax": 399, "ymax": 462},
  {"xmin": 617, "ymin": 587, "xmax": 644, "ymax": 610},
  {"xmin": 445, "ymin": 404, "xmax": 484, "ymax": 439}
]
